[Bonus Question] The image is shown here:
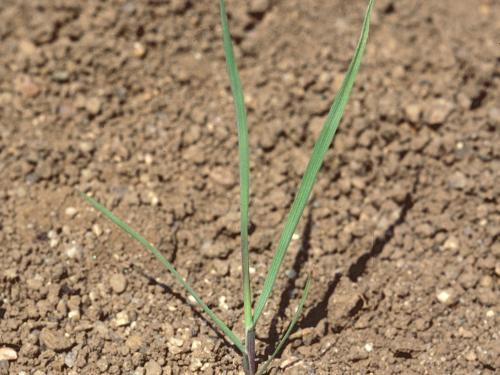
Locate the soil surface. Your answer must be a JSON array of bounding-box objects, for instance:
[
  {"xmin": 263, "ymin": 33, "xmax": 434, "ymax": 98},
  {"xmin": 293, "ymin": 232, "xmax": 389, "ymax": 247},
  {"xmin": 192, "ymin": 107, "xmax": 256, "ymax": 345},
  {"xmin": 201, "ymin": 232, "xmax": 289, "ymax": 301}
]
[{"xmin": 0, "ymin": 0, "xmax": 499, "ymax": 374}]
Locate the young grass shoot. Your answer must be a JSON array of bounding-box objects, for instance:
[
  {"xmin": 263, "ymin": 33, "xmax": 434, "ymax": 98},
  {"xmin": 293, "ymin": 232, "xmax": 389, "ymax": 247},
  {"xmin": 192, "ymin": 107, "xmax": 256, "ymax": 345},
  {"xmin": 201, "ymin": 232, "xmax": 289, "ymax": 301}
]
[{"xmin": 82, "ymin": 0, "xmax": 374, "ymax": 373}]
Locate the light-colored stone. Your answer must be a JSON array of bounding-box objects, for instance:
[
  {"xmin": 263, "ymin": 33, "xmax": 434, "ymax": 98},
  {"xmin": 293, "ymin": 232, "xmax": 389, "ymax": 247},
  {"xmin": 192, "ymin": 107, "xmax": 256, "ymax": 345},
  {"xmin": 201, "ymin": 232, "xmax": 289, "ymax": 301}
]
[
  {"xmin": 85, "ymin": 97, "xmax": 102, "ymax": 115},
  {"xmin": 65, "ymin": 207, "xmax": 78, "ymax": 218},
  {"xmin": 126, "ymin": 335, "xmax": 144, "ymax": 351},
  {"xmin": 0, "ymin": 347, "xmax": 17, "ymax": 361},
  {"xmin": 144, "ymin": 359, "xmax": 162, "ymax": 375},
  {"xmin": 115, "ymin": 311, "xmax": 130, "ymax": 326},
  {"xmin": 133, "ymin": 42, "xmax": 146, "ymax": 58},
  {"xmin": 109, "ymin": 273, "xmax": 127, "ymax": 294},
  {"xmin": 436, "ymin": 289, "xmax": 456, "ymax": 305},
  {"xmin": 39, "ymin": 329, "xmax": 72, "ymax": 352}
]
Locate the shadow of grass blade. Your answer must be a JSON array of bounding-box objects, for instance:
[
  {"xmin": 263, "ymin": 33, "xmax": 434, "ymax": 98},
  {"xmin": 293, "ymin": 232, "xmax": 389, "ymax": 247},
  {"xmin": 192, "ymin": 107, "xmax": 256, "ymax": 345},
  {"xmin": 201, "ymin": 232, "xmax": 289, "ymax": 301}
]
[
  {"xmin": 253, "ymin": 0, "xmax": 375, "ymax": 325},
  {"xmin": 81, "ymin": 193, "xmax": 245, "ymax": 354},
  {"xmin": 220, "ymin": 0, "xmax": 253, "ymax": 330},
  {"xmin": 257, "ymin": 276, "xmax": 312, "ymax": 375}
]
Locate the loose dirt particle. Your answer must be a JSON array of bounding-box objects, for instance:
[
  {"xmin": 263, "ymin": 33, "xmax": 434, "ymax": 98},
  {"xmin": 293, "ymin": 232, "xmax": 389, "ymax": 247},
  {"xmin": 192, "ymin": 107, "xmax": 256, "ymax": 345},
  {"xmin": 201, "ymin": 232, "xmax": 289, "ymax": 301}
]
[
  {"xmin": 65, "ymin": 243, "xmax": 82, "ymax": 259},
  {"xmin": 424, "ymin": 98, "xmax": 455, "ymax": 125},
  {"xmin": 249, "ymin": 0, "xmax": 270, "ymax": 14},
  {"xmin": 144, "ymin": 359, "xmax": 162, "ymax": 375},
  {"xmin": 85, "ymin": 97, "xmax": 102, "ymax": 115},
  {"xmin": 126, "ymin": 335, "xmax": 144, "ymax": 351},
  {"xmin": 448, "ymin": 171, "xmax": 468, "ymax": 190},
  {"xmin": 39, "ymin": 328, "xmax": 72, "ymax": 352}
]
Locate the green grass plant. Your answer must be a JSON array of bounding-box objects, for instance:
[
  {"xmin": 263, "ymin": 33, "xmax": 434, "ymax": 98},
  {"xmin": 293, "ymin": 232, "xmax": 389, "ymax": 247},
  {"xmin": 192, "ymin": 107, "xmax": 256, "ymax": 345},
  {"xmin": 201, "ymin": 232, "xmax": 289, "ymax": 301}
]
[{"xmin": 82, "ymin": 1, "xmax": 374, "ymax": 373}]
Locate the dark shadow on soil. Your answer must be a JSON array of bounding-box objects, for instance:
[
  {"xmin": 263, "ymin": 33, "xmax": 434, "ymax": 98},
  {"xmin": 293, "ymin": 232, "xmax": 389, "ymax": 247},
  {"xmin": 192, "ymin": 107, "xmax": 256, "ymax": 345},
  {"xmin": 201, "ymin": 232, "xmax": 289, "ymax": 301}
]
[
  {"xmin": 259, "ymin": 209, "xmax": 314, "ymax": 358},
  {"xmin": 348, "ymin": 191, "xmax": 414, "ymax": 282},
  {"xmin": 303, "ymin": 175, "xmax": 419, "ymax": 333},
  {"xmin": 348, "ymin": 168, "xmax": 421, "ymax": 282},
  {"xmin": 300, "ymin": 272, "xmax": 342, "ymax": 328},
  {"xmin": 134, "ymin": 267, "xmax": 239, "ymax": 354}
]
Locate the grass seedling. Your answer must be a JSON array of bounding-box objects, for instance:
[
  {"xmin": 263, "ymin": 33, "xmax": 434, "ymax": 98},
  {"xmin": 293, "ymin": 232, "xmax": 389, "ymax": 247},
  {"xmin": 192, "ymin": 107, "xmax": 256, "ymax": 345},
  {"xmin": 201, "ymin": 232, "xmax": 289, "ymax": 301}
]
[{"xmin": 82, "ymin": 1, "xmax": 374, "ymax": 373}]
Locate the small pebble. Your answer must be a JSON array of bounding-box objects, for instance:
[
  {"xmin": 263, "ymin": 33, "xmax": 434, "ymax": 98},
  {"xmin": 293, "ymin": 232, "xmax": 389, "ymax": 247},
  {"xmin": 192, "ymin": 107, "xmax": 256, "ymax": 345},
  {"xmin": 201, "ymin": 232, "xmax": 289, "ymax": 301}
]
[
  {"xmin": 26, "ymin": 275, "xmax": 44, "ymax": 290},
  {"xmin": 404, "ymin": 103, "xmax": 421, "ymax": 123},
  {"xmin": 364, "ymin": 342, "xmax": 374, "ymax": 352},
  {"xmin": 14, "ymin": 75, "xmax": 41, "ymax": 98},
  {"xmin": 169, "ymin": 337, "xmax": 184, "ymax": 348},
  {"xmin": 64, "ymin": 350, "xmax": 77, "ymax": 368},
  {"xmin": 126, "ymin": 335, "xmax": 144, "ymax": 351},
  {"xmin": 39, "ymin": 328, "xmax": 72, "ymax": 352},
  {"xmin": 249, "ymin": 0, "xmax": 271, "ymax": 14},
  {"xmin": 436, "ymin": 289, "xmax": 456, "ymax": 305},
  {"xmin": 3, "ymin": 268, "xmax": 18, "ymax": 280},
  {"xmin": 65, "ymin": 207, "xmax": 78, "ymax": 218},
  {"xmin": 52, "ymin": 71, "xmax": 70, "ymax": 83},
  {"xmin": 218, "ymin": 296, "xmax": 229, "ymax": 311},
  {"xmin": 68, "ymin": 310, "xmax": 80, "ymax": 321},
  {"xmin": 190, "ymin": 358, "xmax": 203, "ymax": 371},
  {"xmin": 144, "ymin": 359, "xmax": 162, "ymax": 375},
  {"xmin": 458, "ymin": 327, "xmax": 474, "ymax": 338},
  {"xmin": 85, "ymin": 97, "xmax": 102, "ymax": 115},
  {"xmin": 479, "ymin": 275, "xmax": 493, "ymax": 288},
  {"xmin": 115, "ymin": 311, "xmax": 130, "ymax": 326},
  {"xmin": 171, "ymin": 0, "xmax": 189, "ymax": 13},
  {"xmin": 109, "ymin": 273, "xmax": 127, "ymax": 294},
  {"xmin": 133, "ymin": 42, "xmax": 146, "ymax": 58},
  {"xmin": 78, "ymin": 141, "xmax": 94, "ymax": 153},
  {"xmin": 465, "ymin": 350, "xmax": 477, "ymax": 362},
  {"xmin": 0, "ymin": 347, "xmax": 17, "ymax": 361},
  {"xmin": 424, "ymin": 98, "xmax": 455, "ymax": 125},
  {"xmin": 448, "ymin": 171, "xmax": 468, "ymax": 190},
  {"xmin": 209, "ymin": 166, "xmax": 236, "ymax": 188},
  {"xmin": 442, "ymin": 236, "xmax": 459, "ymax": 251},
  {"xmin": 66, "ymin": 243, "xmax": 82, "ymax": 259},
  {"xmin": 96, "ymin": 358, "xmax": 109, "ymax": 372},
  {"xmin": 92, "ymin": 224, "xmax": 102, "ymax": 237}
]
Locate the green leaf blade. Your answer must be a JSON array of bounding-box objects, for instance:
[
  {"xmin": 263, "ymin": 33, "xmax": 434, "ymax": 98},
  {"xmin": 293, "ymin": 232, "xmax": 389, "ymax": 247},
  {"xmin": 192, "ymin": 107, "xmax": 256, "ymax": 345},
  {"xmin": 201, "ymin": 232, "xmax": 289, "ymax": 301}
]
[
  {"xmin": 81, "ymin": 193, "xmax": 245, "ymax": 354},
  {"xmin": 219, "ymin": 0, "xmax": 253, "ymax": 331},
  {"xmin": 257, "ymin": 276, "xmax": 312, "ymax": 375},
  {"xmin": 253, "ymin": 0, "xmax": 375, "ymax": 325}
]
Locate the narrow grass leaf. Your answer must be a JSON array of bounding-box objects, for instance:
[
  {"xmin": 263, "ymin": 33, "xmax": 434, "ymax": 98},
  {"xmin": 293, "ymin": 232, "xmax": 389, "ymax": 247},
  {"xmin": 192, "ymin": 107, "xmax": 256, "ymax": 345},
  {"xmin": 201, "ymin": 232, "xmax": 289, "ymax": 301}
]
[
  {"xmin": 81, "ymin": 193, "xmax": 245, "ymax": 354},
  {"xmin": 257, "ymin": 276, "xmax": 312, "ymax": 375},
  {"xmin": 253, "ymin": 0, "xmax": 375, "ymax": 324},
  {"xmin": 219, "ymin": 0, "xmax": 253, "ymax": 330}
]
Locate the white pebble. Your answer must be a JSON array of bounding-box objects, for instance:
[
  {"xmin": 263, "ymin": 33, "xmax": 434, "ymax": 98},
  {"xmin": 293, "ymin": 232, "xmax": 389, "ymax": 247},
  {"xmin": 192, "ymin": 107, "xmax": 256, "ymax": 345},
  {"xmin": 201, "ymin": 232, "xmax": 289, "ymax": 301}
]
[
  {"xmin": 65, "ymin": 243, "xmax": 82, "ymax": 259},
  {"xmin": 364, "ymin": 342, "xmax": 373, "ymax": 352},
  {"xmin": 218, "ymin": 296, "xmax": 229, "ymax": 311},
  {"xmin": 115, "ymin": 311, "xmax": 130, "ymax": 326},
  {"xmin": 436, "ymin": 289, "xmax": 454, "ymax": 305},
  {"xmin": 92, "ymin": 224, "xmax": 102, "ymax": 237},
  {"xmin": 0, "ymin": 347, "xmax": 17, "ymax": 361},
  {"xmin": 65, "ymin": 207, "xmax": 78, "ymax": 218}
]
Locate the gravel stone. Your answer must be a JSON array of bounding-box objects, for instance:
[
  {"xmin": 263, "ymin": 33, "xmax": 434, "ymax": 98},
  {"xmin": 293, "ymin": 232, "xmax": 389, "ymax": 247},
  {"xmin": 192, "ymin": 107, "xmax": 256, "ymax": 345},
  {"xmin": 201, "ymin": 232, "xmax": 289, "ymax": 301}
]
[{"xmin": 109, "ymin": 273, "xmax": 127, "ymax": 294}]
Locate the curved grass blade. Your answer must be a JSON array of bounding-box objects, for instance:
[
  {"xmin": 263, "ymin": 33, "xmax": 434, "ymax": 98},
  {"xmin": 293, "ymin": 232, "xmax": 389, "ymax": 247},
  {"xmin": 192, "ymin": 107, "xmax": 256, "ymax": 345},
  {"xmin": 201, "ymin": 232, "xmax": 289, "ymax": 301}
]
[
  {"xmin": 81, "ymin": 193, "xmax": 245, "ymax": 354},
  {"xmin": 253, "ymin": 0, "xmax": 375, "ymax": 325},
  {"xmin": 257, "ymin": 276, "xmax": 312, "ymax": 375},
  {"xmin": 219, "ymin": 0, "xmax": 253, "ymax": 332}
]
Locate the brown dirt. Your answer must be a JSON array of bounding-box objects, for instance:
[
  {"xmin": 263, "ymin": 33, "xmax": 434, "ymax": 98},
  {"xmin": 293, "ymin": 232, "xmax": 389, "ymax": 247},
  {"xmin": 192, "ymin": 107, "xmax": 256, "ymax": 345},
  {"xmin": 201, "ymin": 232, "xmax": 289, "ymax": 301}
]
[{"xmin": 0, "ymin": 0, "xmax": 499, "ymax": 374}]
